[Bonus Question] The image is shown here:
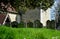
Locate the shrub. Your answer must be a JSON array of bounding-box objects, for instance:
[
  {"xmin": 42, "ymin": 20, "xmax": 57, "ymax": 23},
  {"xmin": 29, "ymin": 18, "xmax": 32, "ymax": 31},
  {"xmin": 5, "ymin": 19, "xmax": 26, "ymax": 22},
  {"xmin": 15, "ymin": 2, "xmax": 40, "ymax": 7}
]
[
  {"xmin": 18, "ymin": 21, "xmax": 25, "ymax": 28},
  {"xmin": 34, "ymin": 20, "xmax": 43, "ymax": 28},
  {"xmin": 11, "ymin": 21, "xmax": 18, "ymax": 28},
  {"xmin": 27, "ymin": 21, "xmax": 33, "ymax": 28},
  {"xmin": 5, "ymin": 21, "xmax": 11, "ymax": 27},
  {"xmin": 46, "ymin": 20, "xmax": 55, "ymax": 29},
  {"xmin": 5, "ymin": 23, "xmax": 11, "ymax": 27}
]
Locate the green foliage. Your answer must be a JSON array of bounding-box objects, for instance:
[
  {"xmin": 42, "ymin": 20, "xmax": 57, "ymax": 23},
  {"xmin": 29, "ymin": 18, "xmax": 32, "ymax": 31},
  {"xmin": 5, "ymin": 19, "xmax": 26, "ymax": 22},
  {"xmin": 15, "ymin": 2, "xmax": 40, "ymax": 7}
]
[
  {"xmin": 5, "ymin": 23, "xmax": 11, "ymax": 27},
  {"xmin": 27, "ymin": 21, "xmax": 33, "ymax": 28},
  {"xmin": 40, "ymin": 0, "xmax": 54, "ymax": 10},
  {"xmin": 19, "ymin": 6, "xmax": 28, "ymax": 12},
  {"xmin": 0, "ymin": 0, "xmax": 54, "ymax": 11},
  {"xmin": 34, "ymin": 20, "xmax": 43, "ymax": 28},
  {"xmin": 0, "ymin": 26, "xmax": 60, "ymax": 39},
  {"xmin": 0, "ymin": 26, "xmax": 17, "ymax": 39},
  {"xmin": 13, "ymin": 0, "xmax": 54, "ymax": 10},
  {"xmin": 11, "ymin": 21, "xmax": 18, "ymax": 28},
  {"xmin": 46, "ymin": 20, "xmax": 55, "ymax": 29},
  {"xmin": 18, "ymin": 21, "xmax": 25, "ymax": 28}
]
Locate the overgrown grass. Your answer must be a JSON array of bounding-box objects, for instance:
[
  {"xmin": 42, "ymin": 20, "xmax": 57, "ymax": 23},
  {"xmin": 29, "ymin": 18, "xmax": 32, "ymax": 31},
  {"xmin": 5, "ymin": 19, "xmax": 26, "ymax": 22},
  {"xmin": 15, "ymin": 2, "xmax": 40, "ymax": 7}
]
[{"xmin": 0, "ymin": 26, "xmax": 60, "ymax": 39}]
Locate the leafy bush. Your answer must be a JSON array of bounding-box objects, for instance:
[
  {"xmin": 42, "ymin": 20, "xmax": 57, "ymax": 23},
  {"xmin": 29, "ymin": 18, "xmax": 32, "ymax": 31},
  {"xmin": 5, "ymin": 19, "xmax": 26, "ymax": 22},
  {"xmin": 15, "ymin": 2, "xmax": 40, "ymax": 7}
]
[
  {"xmin": 11, "ymin": 21, "xmax": 18, "ymax": 28},
  {"xmin": 34, "ymin": 20, "xmax": 43, "ymax": 28},
  {"xmin": 27, "ymin": 21, "xmax": 33, "ymax": 28},
  {"xmin": 46, "ymin": 20, "xmax": 55, "ymax": 29},
  {"xmin": 18, "ymin": 21, "xmax": 25, "ymax": 28},
  {"xmin": 5, "ymin": 23, "xmax": 10, "ymax": 27}
]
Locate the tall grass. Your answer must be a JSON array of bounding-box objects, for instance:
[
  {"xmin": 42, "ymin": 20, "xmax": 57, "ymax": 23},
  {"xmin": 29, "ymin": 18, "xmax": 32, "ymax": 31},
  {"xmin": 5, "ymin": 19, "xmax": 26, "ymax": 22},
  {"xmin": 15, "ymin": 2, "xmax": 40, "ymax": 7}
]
[{"xmin": 0, "ymin": 26, "xmax": 60, "ymax": 39}]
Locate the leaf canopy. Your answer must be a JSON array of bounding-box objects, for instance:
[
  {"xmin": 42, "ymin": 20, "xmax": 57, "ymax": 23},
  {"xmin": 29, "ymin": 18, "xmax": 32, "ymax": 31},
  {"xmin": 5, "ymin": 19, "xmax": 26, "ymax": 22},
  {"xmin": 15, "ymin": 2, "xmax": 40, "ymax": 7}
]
[{"xmin": 0, "ymin": 0, "xmax": 54, "ymax": 11}]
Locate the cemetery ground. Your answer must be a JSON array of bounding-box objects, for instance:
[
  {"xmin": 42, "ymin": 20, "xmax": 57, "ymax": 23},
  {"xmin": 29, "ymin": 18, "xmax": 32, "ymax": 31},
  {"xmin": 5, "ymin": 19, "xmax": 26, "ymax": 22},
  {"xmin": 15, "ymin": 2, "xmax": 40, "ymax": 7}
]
[{"xmin": 0, "ymin": 26, "xmax": 60, "ymax": 39}]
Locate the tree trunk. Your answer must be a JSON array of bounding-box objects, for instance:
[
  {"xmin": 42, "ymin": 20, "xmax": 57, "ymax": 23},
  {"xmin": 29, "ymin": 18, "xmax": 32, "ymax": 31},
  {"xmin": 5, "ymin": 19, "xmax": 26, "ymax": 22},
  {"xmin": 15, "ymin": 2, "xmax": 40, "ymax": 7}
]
[{"xmin": 20, "ymin": 15, "xmax": 22, "ymax": 22}]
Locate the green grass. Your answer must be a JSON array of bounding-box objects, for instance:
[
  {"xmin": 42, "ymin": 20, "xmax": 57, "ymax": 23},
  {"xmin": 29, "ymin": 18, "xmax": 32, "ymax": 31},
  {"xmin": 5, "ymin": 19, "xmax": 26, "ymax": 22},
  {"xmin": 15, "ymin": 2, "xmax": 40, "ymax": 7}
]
[{"xmin": 0, "ymin": 26, "xmax": 60, "ymax": 39}]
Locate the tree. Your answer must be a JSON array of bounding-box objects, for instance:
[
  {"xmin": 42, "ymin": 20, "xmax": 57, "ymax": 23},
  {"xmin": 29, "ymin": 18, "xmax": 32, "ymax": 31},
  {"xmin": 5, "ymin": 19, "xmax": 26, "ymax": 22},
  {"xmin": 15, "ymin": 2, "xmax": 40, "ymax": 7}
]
[
  {"xmin": 10, "ymin": 0, "xmax": 54, "ymax": 22},
  {"xmin": 11, "ymin": 21, "xmax": 18, "ymax": 28},
  {"xmin": 1, "ymin": 0, "xmax": 54, "ymax": 11},
  {"xmin": 18, "ymin": 10, "xmax": 25, "ymax": 22},
  {"xmin": 52, "ymin": 1, "xmax": 60, "ymax": 29},
  {"xmin": 34, "ymin": 20, "xmax": 43, "ymax": 28},
  {"xmin": 0, "ymin": 0, "xmax": 54, "ymax": 18}
]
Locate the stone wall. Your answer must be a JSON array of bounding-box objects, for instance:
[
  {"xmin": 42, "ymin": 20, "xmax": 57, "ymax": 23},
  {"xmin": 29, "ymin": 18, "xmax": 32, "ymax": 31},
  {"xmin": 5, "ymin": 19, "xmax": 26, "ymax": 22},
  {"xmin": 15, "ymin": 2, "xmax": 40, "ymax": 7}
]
[{"xmin": 22, "ymin": 8, "xmax": 40, "ymax": 23}]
